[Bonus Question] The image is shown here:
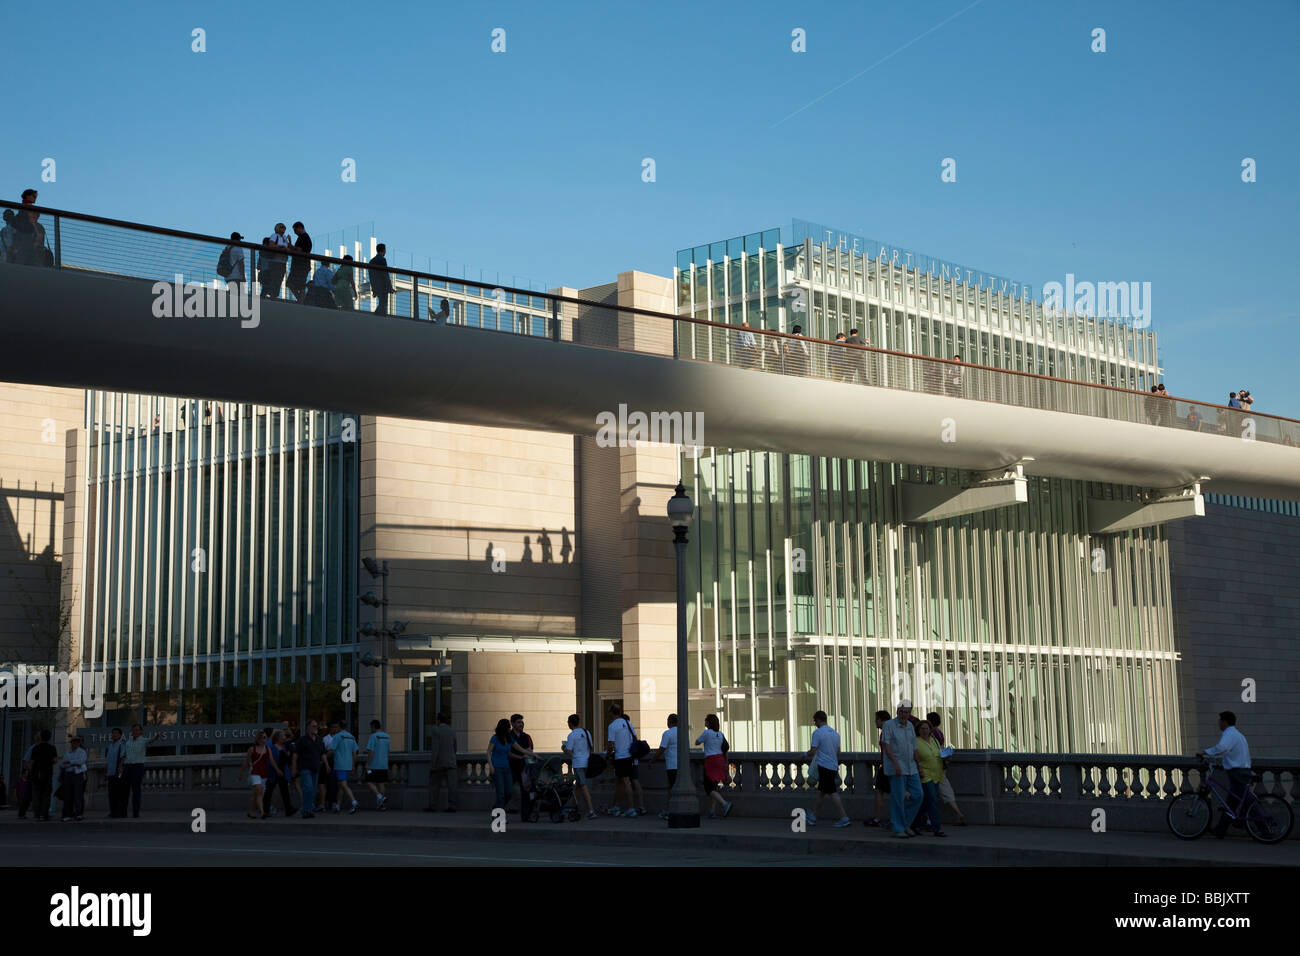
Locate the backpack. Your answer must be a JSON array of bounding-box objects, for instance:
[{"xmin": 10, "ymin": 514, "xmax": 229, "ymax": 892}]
[
  {"xmin": 624, "ymin": 718, "xmax": 650, "ymax": 760},
  {"xmin": 582, "ymin": 731, "xmax": 607, "ymax": 777},
  {"xmin": 216, "ymin": 246, "xmax": 234, "ymax": 278}
]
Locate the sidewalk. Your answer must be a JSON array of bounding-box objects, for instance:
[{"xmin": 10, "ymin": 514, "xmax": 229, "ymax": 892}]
[{"xmin": 3, "ymin": 807, "xmax": 1293, "ymax": 866}]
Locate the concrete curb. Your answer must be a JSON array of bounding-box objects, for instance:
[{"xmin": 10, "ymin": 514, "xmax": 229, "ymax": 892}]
[{"xmin": 2, "ymin": 817, "xmax": 1279, "ymax": 867}]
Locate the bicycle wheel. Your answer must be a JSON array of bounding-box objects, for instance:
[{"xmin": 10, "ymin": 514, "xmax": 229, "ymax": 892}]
[
  {"xmin": 1244, "ymin": 794, "xmax": 1293, "ymax": 845},
  {"xmin": 1166, "ymin": 793, "xmax": 1211, "ymax": 839}
]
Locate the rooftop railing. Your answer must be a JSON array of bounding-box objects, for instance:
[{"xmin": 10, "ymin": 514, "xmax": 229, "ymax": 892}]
[{"xmin": 5, "ymin": 200, "xmax": 1299, "ymax": 448}]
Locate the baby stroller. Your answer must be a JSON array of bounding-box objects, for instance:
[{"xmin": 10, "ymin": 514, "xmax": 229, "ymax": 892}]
[{"xmin": 527, "ymin": 756, "xmax": 581, "ymax": 823}]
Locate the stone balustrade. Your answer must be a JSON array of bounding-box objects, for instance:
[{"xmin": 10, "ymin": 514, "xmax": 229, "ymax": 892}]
[{"xmin": 72, "ymin": 751, "xmax": 1298, "ymax": 837}]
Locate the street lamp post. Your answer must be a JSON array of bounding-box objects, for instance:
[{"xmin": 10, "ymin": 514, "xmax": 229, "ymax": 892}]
[
  {"xmin": 361, "ymin": 559, "xmax": 403, "ymax": 734},
  {"xmin": 665, "ymin": 481, "xmax": 699, "ymax": 829}
]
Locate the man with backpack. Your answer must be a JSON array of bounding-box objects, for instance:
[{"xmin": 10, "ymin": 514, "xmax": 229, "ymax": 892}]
[
  {"xmin": 217, "ymin": 232, "xmax": 245, "ymax": 286},
  {"xmin": 606, "ymin": 704, "xmax": 647, "ymax": 817},
  {"xmin": 562, "ymin": 713, "xmax": 599, "ymax": 820}
]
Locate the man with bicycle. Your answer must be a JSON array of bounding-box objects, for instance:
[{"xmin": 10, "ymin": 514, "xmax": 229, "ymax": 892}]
[{"xmin": 1197, "ymin": 710, "xmax": 1251, "ymax": 839}]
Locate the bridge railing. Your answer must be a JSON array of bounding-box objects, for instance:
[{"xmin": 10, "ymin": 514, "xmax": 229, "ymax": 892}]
[
  {"xmin": 74, "ymin": 750, "xmax": 1299, "ymax": 834},
  {"xmin": 5, "ymin": 200, "xmax": 1299, "ymax": 447}
]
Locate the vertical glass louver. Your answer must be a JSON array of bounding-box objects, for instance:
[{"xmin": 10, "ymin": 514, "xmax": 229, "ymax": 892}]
[
  {"xmin": 78, "ymin": 392, "xmax": 359, "ymax": 693},
  {"xmin": 676, "ymin": 226, "xmax": 1178, "ymax": 754}
]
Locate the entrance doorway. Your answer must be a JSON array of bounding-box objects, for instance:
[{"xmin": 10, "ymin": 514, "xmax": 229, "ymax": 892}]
[{"xmin": 407, "ymin": 671, "xmax": 451, "ymax": 752}]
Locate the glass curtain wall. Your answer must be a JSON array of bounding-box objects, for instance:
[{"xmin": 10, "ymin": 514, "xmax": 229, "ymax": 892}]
[
  {"xmin": 683, "ymin": 449, "xmax": 1181, "ymax": 755},
  {"xmin": 79, "ymin": 392, "xmax": 360, "ymax": 695}
]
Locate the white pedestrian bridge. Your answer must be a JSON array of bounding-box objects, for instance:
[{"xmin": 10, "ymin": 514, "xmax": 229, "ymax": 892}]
[{"xmin": 3, "ymin": 203, "xmax": 1298, "ymax": 530}]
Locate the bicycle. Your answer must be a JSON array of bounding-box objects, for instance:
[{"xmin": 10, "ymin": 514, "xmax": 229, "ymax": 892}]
[{"xmin": 1166, "ymin": 758, "xmax": 1293, "ymax": 844}]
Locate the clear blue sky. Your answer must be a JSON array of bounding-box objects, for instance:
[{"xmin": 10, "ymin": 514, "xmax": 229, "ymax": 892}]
[{"xmin": 5, "ymin": 0, "xmax": 1297, "ymax": 413}]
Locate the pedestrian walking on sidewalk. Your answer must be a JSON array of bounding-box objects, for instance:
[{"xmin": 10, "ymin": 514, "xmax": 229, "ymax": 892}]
[
  {"xmin": 803, "ymin": 711, "xmax": 851, "ymax": 827},
  {"xmin": 914, "ymin": 721, "xmax": 947, "ymax": 836},
  {"xmin": 695, "ymin": 714, "xmax": 732, "ymax": 819},
  {"xmin": 881, "ymin": 700, "xmax": 924, "ymax": 837},
  {"xmin": 606, "ymin": 704, "xmax": 647, "ymax": 817},
  {"xmin": 331, "ymin": 721, "xmax": 361, "ymax": 814},
  {"xmin": 563, "ymin": 713, "xmax": 598, "ymax": 820},
  {"xmin": 926, "ymin": 712, "xmax": 966, "ymax": 826},
  {"xmin": 104, "ymin": 727, "xmax": 127, "ymax": 818},
  {"xmin": 262, "ymin": 730, "xmax": 295, "ymax": 818},
  {"xmin": 58, "ymin": 736, "xmax": 88, "ymax": 821},
  {"xmin": 509, "ymin": 714, "xmax": 535, "ymax": 822},
  {"xmin": 122, "ymin": 724, "xmax": 164, "ymax": 818},
  {"xmin": 426, "ymin": 713, "xmax": 458, "ymax": 812},
  {"xmin": 240, "ymin": 731, "xmax": 275, "ymax": 819},
  {"xmin": 293, "ymin": 720, "xmax": 326, "ymax": 819},
  {"xmin": 649, "ymin": 714, "xmax": 680, "ymax": 820},
  {"xmin": 488, "ymin": 718, "xmax": 535, "ymax": 812},
  {"xmin": 28, "ymin": 730, "xmax": 57, "ymax": 822},
  {"xmin": 863, "ymin": 710, "xmax": 892, "ymax": 827},
  {"xmin": 322, "ymin": 721, "xmax": 340, "ymax": 811},
  {"xmin": 362, "ymin": 720, "xmax": 391, "ymax": 811}
]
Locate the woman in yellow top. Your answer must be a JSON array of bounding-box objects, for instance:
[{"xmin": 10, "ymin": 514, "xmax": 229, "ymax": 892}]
[{"xmin": 914, "ymin": 721, "xmax": 947, "ymax": 837}]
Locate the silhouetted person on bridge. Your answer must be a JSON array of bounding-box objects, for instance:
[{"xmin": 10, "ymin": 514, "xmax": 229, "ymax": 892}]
[
  {"xmin": 3, "ymin": 188, "xmax": 50, "ymax": 266},
  {"xmin": 846, "ymin": 328, "xmax": 868, "ymax": 383},
  {"xmin": 307, "ymin": 260, "xmax": 336, "ymax": 308},
  {"xmin": 369, "ymin": 243, "xmax": 394, "ymax": 315},
  {"xmin": 783, "ymin": 325, "xmax": 810, "ymax": 376},
  {"xmin": 261, "ymin": 223, "xmax": 292, "ymax": 298},
  {"xmin": 333, "ymin": 255, "xmax": 356, "ymax": 309},
  {"xmin": 286, "ymin": 222, "xmax": 312, "ymax": 302}
]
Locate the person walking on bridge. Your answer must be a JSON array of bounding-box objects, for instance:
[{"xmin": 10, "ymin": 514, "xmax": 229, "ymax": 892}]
[
  {"xmin": 802, "ymin": 711, "xmax": 850, "ymax": 827},
  {"xmin": 425, "ymin": 712, "xmax": 459, "ymax": 812},
  {"xmin": 881, "ymin": 700, "xmax": 923, "ymax": 838},
  {"xmin": 261, "ymin": 223, "xmax": 291, "ymax": 298},
  {"xmin": 286, "ymin": 221, "xmax": 312, "ymax": 302},
  {"xmin": 369, "ymin": 243, "xmax": 394, "ymax": 315}
]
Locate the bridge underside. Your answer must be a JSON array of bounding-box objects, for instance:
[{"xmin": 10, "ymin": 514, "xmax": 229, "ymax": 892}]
[{"xmin": 3, "ymin": 263, "xmax": 1299, "ymax": 502}]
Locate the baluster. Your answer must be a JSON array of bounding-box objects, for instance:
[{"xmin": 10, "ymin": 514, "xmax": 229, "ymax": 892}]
[
  {"xmin": 1002, "ymin": 763, "xmax": 1016, "ymax": 795},
  {"xmin": 1099, "ymin": 765, "xmax": 1116, "ymax": 799},
  {"xmin": 1080, "ymin": 764, "xmax": 1098, "ymax": 799},
  {"xmin": 1141, "ymin": 766, "xmax": 1160, "ymax": 800},
  {"xmin": 1032, "ymin": 764, "xmax": 1048, "ymax": 796},
  {"xmin": 1045, "ymin": 764, "xmax": 1061, "ymax": 797},
  {"xmin": 1016, "ymin": 764, "xmax": 1033, "ymax": 797},
  {"xmin": 1159, "ymin": 765, "xmax": 1177, "ymax": 800}
]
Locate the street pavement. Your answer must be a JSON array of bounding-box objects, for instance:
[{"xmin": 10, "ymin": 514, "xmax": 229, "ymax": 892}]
[{"xmin": 1, "ymin": 806, "xmax": 1293, "ymax": 866}]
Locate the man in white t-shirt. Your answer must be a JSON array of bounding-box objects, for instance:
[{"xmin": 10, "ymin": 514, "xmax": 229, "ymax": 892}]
[
  {"xmin": 801, "ymin": 710, "xmax": 851, "ymax": 827},
  {"xmin": 605, "ymin": 704, "xmax": 645, "ymax": 817},
  {"xmin": 260, "ymin": 223, "xmax": 292, "ymax": 299},
  {"xmin": 648, "ymin": 714, "xmax": 680, "ymax": 820},
  {"xmin": 562, "ymin": 713, "xmax": 597, "ymax": 819}
]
